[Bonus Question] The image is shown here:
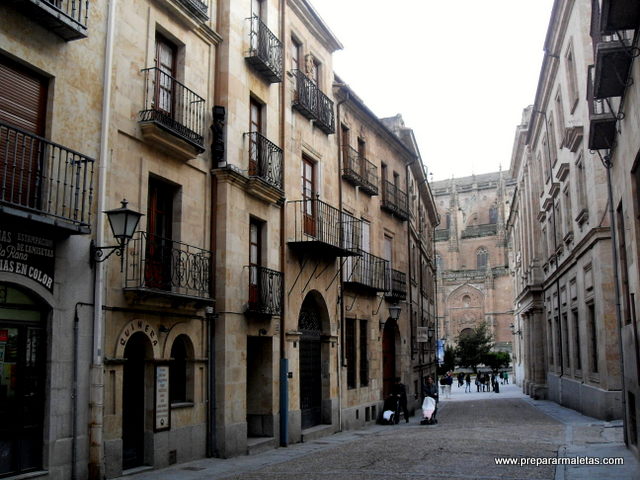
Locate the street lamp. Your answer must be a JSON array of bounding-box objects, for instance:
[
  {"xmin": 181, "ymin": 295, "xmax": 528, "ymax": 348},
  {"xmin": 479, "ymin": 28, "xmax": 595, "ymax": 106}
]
[
  {"xmin": 380, "ymin": 304, "xmax": 402, "ymax": 330},
  {"xmin": 91, "ymin": 199, "xmax": 143, "ymax": 268}
]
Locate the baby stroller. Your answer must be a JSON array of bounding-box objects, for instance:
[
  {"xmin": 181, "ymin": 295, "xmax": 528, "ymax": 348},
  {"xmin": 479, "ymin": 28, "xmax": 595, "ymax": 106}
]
[
  {"xmin": 382, "ymin": 395, "xmax": 400, "ymax": 425},
  {"xmin": 420, "ymin": 396, "xmax": 437, "ymax": 425}
]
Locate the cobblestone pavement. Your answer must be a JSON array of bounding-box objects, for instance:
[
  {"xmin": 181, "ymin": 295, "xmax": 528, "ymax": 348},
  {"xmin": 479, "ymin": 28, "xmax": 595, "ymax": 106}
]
[{"xmin": 123, "ymin": 382, "xmax": 639, "ymax": 480}]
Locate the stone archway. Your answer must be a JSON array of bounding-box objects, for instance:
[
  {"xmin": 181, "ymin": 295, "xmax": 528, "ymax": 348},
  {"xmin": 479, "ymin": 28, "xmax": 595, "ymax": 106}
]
[{"xmin": 298, "ymin": 290, "xmax": 330, "ymax": 430}]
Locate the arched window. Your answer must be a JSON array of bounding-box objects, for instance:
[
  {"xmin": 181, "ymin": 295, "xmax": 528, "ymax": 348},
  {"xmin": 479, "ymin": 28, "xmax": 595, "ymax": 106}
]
[
  {"xmin": 462, "ymin": 295, "xmax": 471, "ymax": 308},
  {"xmin": 489, "ymin": 205, "xmax": 498, "ymax": 224},
  {"xmin": 170, "ymin": 335, "xmax": 193, "ymax": 404},
  {"xmin": 476, "ymin": 248, "xmax": 488, "ymax": 269}
]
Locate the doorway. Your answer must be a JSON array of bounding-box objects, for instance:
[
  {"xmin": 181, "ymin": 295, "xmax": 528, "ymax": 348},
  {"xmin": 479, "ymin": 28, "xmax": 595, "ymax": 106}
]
[
  {"xmin": 122, "ymin": 332, "xmax": 151, "ymax": 470},
  {"xmin": 246, "ymin": 336, "xmax": 273, "ymax": 437},
  {"xmin": 0, "ymin": 283, "xmax": 47, "ymax": 477},
  {"xmin": 382, "ymin": 319, "xmax": 397, "ymax": 398},
  {"xmin": 298, "ymin": 297, "xmax": 323, "ymax": 430}
]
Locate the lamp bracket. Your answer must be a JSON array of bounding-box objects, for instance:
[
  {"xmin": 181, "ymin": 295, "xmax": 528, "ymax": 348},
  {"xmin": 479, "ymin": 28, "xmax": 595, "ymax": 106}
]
[{"xmin": 90, "ymin": 240, "xmax": 124, "ymax": 270}]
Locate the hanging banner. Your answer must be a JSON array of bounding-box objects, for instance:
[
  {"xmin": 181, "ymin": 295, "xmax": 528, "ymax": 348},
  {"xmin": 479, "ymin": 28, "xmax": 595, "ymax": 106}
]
[
  {"xmin": 436, "ymin": 339, "xmax": 445, "ymax": 365},
  {"xmin": 0, "ymin": 222, "xmax": 55, "ymax": 292}
]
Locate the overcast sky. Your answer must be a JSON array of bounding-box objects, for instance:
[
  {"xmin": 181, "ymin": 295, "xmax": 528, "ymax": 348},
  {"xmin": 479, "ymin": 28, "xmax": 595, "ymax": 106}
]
[{"xmin": 311, "ymin": 0, "xmax": 556, "ymax": 181}]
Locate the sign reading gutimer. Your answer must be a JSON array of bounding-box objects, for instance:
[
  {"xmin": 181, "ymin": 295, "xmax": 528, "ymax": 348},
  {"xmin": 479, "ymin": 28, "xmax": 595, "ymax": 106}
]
[{"xmin": 0, "ymin": 221, "xmax": 56, "ymax": 292}]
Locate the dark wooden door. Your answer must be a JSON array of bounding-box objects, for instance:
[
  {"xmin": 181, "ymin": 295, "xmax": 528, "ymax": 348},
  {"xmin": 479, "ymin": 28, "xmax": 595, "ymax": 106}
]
[
  {"xmin": 249, "ymin": 99, "xmax": 262, "ymax": 177},
  {"xmin": 0, "ymin": 56, "xmax": 48, "ymax": 210},
  {"xmin": 145, "ymin": 179, "xmax": 173, "ymax": 290},
  {"xmin": 248, "ymin": 220, "xmax": 261, "ymax": 308},
  {"xmin": 382, "ymin": 321, "xmax": 396, "ymax": 398},
  {"xmin": 122, "ymin": 334, "xmax": 146, "ymax": 470},
  {"xmin": 299, "ymin": 308, "xmax": 322, "ymax": 429}
]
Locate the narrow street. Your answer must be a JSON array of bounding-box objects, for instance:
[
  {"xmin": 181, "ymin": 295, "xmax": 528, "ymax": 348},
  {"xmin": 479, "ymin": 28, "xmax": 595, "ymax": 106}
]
[{"xmin": 125, "ymin": 383, "xmax": 638, "ymax": 480}]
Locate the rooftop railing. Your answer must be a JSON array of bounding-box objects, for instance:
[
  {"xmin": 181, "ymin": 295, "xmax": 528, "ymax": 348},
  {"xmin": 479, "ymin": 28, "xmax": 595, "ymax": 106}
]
[{"xmin": 0, "ymin": 121, "xmax": 94, "ymax": 231}]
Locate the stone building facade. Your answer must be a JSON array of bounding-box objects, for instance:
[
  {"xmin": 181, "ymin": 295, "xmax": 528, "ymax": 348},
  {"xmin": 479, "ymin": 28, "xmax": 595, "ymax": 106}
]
[
  {"xmin": 506, "ymin": 0, "xmax": 623, "ymax": 427},
  {"xmin": 0, "ymin": 0, "xmax": 439, "ymax": 478},
  {"xmin": 432, "ymin": 173, "xmax": 515, "ymax": 352}
]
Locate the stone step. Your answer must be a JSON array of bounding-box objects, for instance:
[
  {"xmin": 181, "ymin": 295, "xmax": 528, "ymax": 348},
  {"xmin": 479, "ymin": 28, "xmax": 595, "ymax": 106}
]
[
  {"xmin": 247, "ymin": 436, "xmax": 277, "ymax": 456},
  {"xmin": 301, "ymin": 424, "xmax": 334, "ymax": 443}
]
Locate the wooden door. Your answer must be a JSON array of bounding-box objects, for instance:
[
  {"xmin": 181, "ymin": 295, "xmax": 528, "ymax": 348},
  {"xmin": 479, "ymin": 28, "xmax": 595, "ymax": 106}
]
[
  {"xmin": 248, "ymin": 220, "xmax": 261, "ymax": 307},
  {"xmin": 249, "ymin": 99, "xmax": 262, "ymax": 176},
  {"xmin": 145, "ymin": 179, "xmax": 173, "ymax": 290},
  {"xmin": 302, "ymin": 158, "xmax": 315, "ymax": 237},
  {"xmin": 155, "ymin": 35, "xmax": 176, "ymax": 116}
]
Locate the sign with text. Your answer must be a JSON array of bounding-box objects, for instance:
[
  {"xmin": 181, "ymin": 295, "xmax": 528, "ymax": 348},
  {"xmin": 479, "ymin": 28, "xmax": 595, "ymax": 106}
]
[
  {"xmin": 0, "ymin": 223, "xmax": 55, "ymax": 292},
  {"xmin": 155, "ymin": 365, "xmax": 171, "ymax": 431},
  {"xmin": 416, "ymin": 327, "xmax": 429, "ymax": 343}
]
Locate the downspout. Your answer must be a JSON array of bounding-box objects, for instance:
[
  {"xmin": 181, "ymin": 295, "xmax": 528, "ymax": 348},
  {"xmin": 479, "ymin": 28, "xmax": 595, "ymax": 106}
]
[
  {"xmin": 405, "ymin": 158, "xmax": 416, "ymax": 383},
  {"xmin": 90, "ymin": 0, "xmax": 117, "ymax": 477},
  {"xmin": 335, "ymin": 87, "xmax": 349, "ymax": 432},
  {"xmin": 279, "ymin": 0, "xmax": 288, "ymax": 447}
]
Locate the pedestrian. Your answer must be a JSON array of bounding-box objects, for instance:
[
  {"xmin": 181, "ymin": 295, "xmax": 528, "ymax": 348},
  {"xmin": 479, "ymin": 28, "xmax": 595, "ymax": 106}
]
[
  {"xmin": 499, "ymin": 371, "xmax": 504, "ymax": 384},
  {"xmin": 457, "ymin": 372, "xmax": 464, "ymax": 388},
  {"xmin": 439, "ymin": 375, "xmax": 447, "ymax": 397},
  {"xmin": 465, "ymin": 373, "xmax": 471, "ymax": 392},
  {"xmin": 504, "ymin": 371, "xmax": 509, "ymax": 384},
  {"xmin": 475, "ymin": 375, "xmax": 480, "ymax": 392},
  {"xmin": 445, "ymin": 372, "xmax": 453, "ymax": 399},
  {"xmin": 392, "ymin": 377, "xmax": 409, "ymax": 423},
  {"xmin": 421, "ymin": 375, "xmax": 439, "ymax": 425},
  {"xmin": 483, "ymin": 374, "xmax": 490, "ymax": 392}
]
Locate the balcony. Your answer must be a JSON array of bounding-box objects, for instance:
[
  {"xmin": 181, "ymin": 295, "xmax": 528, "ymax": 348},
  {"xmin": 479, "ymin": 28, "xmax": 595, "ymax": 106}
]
[
  {"xmin": 9, "ymin": 0, "xmax": 89, "ymax": 41},
  {"xmin": 385, "ymin": 268, "xmax": 407, "ymax": 301},
  {"xmin": 246, "ymin": 131, "xmax": 283, "ymax": 191},
  {"xmin": 139, "ymin": 67, "xmax": 206, "ymax": 160},
  {"xmin": 287, "ymin": 198, "xmax": 361, "ymax": 257},
  {"xmin": 246, "ymin": 15, "xmax": 283, "ymax": 83},
  {"xmin": 435, "ymin": 229, "xmax": 450, "ymax": 242},
  {"xmin": 174, "ymin": 0, "xmax": 209, "ymax": 21},
  {"xmin": 598, "ymin": 0, "xmax": 640, "ymax": 32},
  {"xmin": 291, "ymin": 70, "xmax": 335, "ymax": 134},
  {"xmin": 344, "ymin": 251, "xmax": 389, "ymax": 293},
  {"xmin": 593, "ymin": 30, "xmax": 635, "ymax": 99},
  {"xmin": 341, "ymin": 145, "xmax": 378, "ymax": 195},
  {"xmin": 124, "ymin": 231, "xmax": 212, "ymax": 303},
  {"xmin": 247, "ymin": 266, "xmax": 282, "ymax": 316},
  {"xmin": 380, "ymin": 180, "xmax": 409, "ymax": 220},
  {"xmin": 461, "ymin": 224, "xmax": 498, "ymax": 239},
  {"xmin": 0, "ymin": 121, "xmax": 94, "ymax": 234},
  {"xmin": 588, "ymin": 66, "xmax": 618, "ymax": 150}
]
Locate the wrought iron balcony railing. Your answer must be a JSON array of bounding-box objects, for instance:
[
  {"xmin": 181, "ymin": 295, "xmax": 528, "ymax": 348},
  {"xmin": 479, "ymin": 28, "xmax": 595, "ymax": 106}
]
[
  {"xmin": 381, "ymin": 180, "xmax": 409, "ymax": 220},
  {"xmin": 385, "ymin": 268, "xmax": 407, "ymax": 301},
  {"xmin": 587, "ymin": 65, "xmax": 619, "ymax": 150},
  {"xmin": 246, "ymin": 131, "xmax": 283, "ymax": 190},
  {"xmin": 247, "ymin": 265, "xmax": 283, "ymax": 316},
  {"xmin": 174, "ymin": 0, "xmax": 209, "ymax": 21},
  {"xmin": 125, "ymin": 231, "xmax": 212, "ymax": 300},
  {"xmin": 598, "ymin": 0, "xmax": 640, "ymax": 33},
  {"xmin": 344, "ymin": 251, "xmax": 389, "ymax": 292},
  {"xmin": 460, "ymin": 223, "xmax": 498, "ymax": 239},
  {"xmin": 246, "ymin": 15, "xmax": 283, "ymax": 83},
  {"xmin": 291, "ymin": 70, "xmax": 335, "ymax": 134},
  {"xmin": 287, "ymin": 198, "xmax": 361, "ymax": 257},
  {"xmin": 0, "ymin": 121, "xmax": 94, "ymax": 232},
  {"xmin": 139, "ymin": 67, "xmax": 206, "ymax": 152},
  {"xmin": 10, "ymin": 0, "xmax": 89, "ymax": 40},
  {"xmin": 593, "ymin": 28, "xmax": 635, "ymax": 99},
  {"xmin": 342, "ymin": 145, "xmax": 378, "ymax": 195}
]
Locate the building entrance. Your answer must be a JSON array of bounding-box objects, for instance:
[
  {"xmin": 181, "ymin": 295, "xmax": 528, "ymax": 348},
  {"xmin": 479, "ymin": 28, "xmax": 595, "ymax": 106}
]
[
  {"xmin": 299, "ymin": 305, "xmax": 322, "ymax": 430},
  {"xmin": 0, "ymin": 283, "xmax": 47, "ymax": 477}
]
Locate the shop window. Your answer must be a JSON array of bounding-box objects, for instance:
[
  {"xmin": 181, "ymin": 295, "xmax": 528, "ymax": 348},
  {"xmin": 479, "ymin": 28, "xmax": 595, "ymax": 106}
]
[{"xmin": 170, "ymin": 335, "xmax": 193, "ymax": 404}]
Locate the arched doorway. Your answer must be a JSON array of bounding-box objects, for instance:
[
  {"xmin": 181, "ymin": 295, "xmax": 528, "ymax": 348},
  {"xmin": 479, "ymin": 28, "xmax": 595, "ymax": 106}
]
[
  {"xmin": 382, "ymin": 319, "xmax": 397, "ymax": 398},
  {"xmin": 298, "ymin": 293, "xmax": 326, "ymax": 430},
  {"xmin": 0, "ymin": 283, "xmax": 48, "ymax": 476},
  {"xmin": 122, "ymin": 332, "xmax": 152, "ymax": 470}
]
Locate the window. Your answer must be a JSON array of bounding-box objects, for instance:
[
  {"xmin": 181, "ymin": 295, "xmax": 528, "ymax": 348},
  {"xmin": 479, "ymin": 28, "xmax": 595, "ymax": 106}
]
[
  {"xmin": 358, "ymin": 137, "xmax": 366, "ymax": 178},
  {"xmin": 251, "ymin": 0, "xmax": 263, "ymax": 18},
  {"xmin": 155, "ymin": 34, "xmax": 177, "ymax": 115},
  {"xmin": 359, "ymin": 320, "xmax": 368, "ymax": 387},
  {"xmin": 302, "ymin": 157, "xmax": 315, "ymax": 236},
  {"xmin": 170, "ymin": 335, "xmax": 192, "ymax": 404},
  {"xmin": 383, "ymin": 235, "xmax": 393, "ymax": 287},
  {"xmin": 555, "ymin": 315, "xmax": 562, "ymax": 370},
  {"xmin": 541, "ymin": 226, "xmax": 548, "ymax": 261},
  {"xmin": 547, "ymin": 315, "xmax": 554, "ymax": 367},
  {"xmin": 537, "ymin": 153, "xmax": 545, "ymax": 187},
  {"xmin": 554, "ymin": 199, "xmax": 563, "ymax": 245},
  {"xmin": 249, "ymin": 97, "xmax": 263, "ymax": 176},
  {"xmin": 588, "ymin": 302, "xmax": 598, "ymax": 373},
  {"xmin": 146, "ymin": 177, "xmax": 177, "ymax": 290},
  {"xmin": 346, "ymin": 318, "xmax": 356, "ymax": 388},
  {"xmin": 489, "ymin": 206, "xmax": 498, "ymax": 224},
  {"xmin": 563, "ymin": 185, "xmax": 573, "ymax": 236},
  {"xmin": 616, "ymin": 204, "xmax": 631, "ymax": 325},
  {"xmin": 565, "ymin": 44, "xmax": 580, "ymax": 112},
  {"xmin": 291, "ymin": 37, "xmax": 301, "ymax": 72},
  {"xmin": 476, "ymin": 248, "xmax": 488, "ymax": 269},
  {"xmin": 436, "ymin": 254, "xmax": 443, "ymax": 272},
  {"xmin": 562, "ymin": 312, "xmax": 570, "ymax": 370},
  {"xmin": 341, "ymin": 124, "xmax": 350, "ymax": 163},
  {"xmin": 555, "ymin": 91, "xmax": 566, "ymax": 147},
  {"xmin": 249, "ymin": 218, "xmax": 263, "ymax": 306},
  {"xmin": 576, "ymin": 154, "xmax": 588, "ymax": 216},
  {"xmin": 542, "ymin": 136, "xmax": 551, "ymax": 183},
  {"xmin": 572, "ymin": 309, "xmax": 581, "ymax": 371},
  {"xmin": 548, "ymin": 116, "xmax": 558, "ymax": 166}
]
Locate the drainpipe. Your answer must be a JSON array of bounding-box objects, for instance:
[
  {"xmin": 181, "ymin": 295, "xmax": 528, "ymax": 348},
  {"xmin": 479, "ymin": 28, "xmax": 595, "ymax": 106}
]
[
  {"xmin": 279, "ymin": 0, "xmax": 288, "ymax": 447},
  {"xmin": 90, "ymin": 0, "xmax": 117, "ymax": 477},
  {"xmin": 335, "ymin": 87, "xmax": 349, "ymax": 433}
]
